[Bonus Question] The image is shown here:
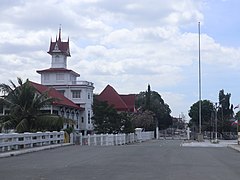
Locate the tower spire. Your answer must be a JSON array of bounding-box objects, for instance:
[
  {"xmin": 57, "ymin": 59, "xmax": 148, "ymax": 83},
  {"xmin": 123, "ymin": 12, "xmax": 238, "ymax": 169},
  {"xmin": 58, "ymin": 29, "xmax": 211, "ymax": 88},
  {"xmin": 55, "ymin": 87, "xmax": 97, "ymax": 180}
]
[{"xmin": 58, "ymin": 24, "xmax": 61, "ymax": 41}]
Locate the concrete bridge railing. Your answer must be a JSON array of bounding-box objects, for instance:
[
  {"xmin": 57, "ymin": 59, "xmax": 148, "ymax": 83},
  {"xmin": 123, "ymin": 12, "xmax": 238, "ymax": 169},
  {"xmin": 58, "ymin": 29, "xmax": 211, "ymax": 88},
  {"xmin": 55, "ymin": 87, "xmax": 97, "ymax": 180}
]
[
  {"xmin": 0, "ymin": 131, "xmax": 64, "ymax": 152},
  {"xmin": 72, "ymin": 131, "xmax": 154, "ymax": 146}
]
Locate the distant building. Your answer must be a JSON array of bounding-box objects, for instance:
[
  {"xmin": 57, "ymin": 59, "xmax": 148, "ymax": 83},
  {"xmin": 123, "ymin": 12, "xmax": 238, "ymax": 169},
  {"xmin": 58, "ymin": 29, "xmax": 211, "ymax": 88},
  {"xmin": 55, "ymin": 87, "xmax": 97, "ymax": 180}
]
[
  {"xmin": 96, "ymin": 85, "xmax": 136, "ymax": 112},
  {"xmin": 36, "ymin": 28, "xmax": 94, "ymax": 135}
]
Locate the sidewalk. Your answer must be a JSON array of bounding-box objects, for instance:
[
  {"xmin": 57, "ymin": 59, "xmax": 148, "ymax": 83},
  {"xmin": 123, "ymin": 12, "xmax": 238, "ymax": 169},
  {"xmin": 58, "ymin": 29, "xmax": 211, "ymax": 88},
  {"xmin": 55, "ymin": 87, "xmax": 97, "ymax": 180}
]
[
  {"xmin": 0, "ymin": 143, "xmax": 72, "ymax": 158},
  {"xmin": 181, "ymin": 140, "xmax": 240, "ymax": 152}
]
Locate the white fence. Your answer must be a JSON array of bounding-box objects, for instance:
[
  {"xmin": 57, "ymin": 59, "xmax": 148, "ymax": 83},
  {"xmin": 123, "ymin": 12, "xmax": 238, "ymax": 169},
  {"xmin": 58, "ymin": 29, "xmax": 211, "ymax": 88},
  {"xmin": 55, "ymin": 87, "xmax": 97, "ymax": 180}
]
[
  {"xmin": 0, "ymin": 131, "xmax": 64, "ymax": 152},
  {"xmin": 238, "ymin": 132, "xmax": 240, "ymax": 145},
  {"xmin": 73, "ymin": 131, "xmax": 154, "ymax": 146}
]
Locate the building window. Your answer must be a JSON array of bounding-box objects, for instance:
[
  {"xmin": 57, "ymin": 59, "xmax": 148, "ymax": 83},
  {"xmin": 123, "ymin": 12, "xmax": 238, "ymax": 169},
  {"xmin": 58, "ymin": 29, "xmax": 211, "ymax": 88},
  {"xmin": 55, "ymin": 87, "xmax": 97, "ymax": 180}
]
[
  {"xmin": 81, "ymin": 117, "xmax": 84, "ymax": 123},
  {"xmin": 71, "ymin": 111, "xmax": 74, "ymax": 120},
  {"xmin": 88, "ymin": 93, "xmax": 90, "ymax": 99},
  {"xmin": 66, "ymin": 110, "xmax": 70, "ymax": 119},
  {"xmin": 72, "ymin": 90, "xmax": 81, "ymax": 98},
  {"xmin": 88, "ymin": 111, "xmax": 91, "ymax": 124},
  {"xmin": 56, "ymin": 73, "xmax": 64, "ymax": 81}
]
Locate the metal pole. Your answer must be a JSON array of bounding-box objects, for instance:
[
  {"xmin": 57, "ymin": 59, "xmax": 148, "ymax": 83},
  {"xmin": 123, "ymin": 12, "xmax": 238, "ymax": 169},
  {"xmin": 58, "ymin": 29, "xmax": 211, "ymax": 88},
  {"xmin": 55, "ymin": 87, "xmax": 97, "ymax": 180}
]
[
  {"xmin": 198, "ymin": 22, "xmax": 202, "ymax": 134},
  {"xmin": 215, "ymin": 103, "xmax": 218, "ymax": 142}
]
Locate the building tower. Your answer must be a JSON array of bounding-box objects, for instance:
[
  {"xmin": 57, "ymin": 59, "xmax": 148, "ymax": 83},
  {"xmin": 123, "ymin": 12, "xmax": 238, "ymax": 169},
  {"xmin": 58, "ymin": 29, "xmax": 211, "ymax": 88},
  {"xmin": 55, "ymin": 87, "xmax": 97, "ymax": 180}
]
[{"xmin": 37, "ymin": 28, "xmax": 94, "ymax": 135}]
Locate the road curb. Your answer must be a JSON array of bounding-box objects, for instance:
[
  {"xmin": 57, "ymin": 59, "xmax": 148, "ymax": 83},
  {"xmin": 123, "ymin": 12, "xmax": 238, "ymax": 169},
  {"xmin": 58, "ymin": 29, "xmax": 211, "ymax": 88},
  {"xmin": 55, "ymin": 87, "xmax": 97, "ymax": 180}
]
[
  {"xmin": 0, "ymin": 143, "xmax": 73, "ymax": 158},
  {"xmin": 228, "ymin": 144, "xmax": 240, "ymax": 153}
]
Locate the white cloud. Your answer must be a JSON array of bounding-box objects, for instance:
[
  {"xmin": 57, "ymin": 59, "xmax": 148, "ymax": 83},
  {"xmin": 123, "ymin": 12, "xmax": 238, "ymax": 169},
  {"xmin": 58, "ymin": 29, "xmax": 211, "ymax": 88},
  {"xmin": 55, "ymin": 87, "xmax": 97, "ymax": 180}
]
[{"xmin": 0, "ymin": 0, "xmax": 240, "ymax": 118}]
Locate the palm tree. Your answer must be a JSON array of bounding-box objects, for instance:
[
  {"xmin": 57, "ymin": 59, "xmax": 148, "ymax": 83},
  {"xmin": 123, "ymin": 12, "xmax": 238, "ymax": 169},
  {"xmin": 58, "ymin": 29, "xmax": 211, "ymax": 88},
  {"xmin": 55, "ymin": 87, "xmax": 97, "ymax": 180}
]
[{"xmin": 0, "ymin": 78, "xmax": 64, "ymax": 133}]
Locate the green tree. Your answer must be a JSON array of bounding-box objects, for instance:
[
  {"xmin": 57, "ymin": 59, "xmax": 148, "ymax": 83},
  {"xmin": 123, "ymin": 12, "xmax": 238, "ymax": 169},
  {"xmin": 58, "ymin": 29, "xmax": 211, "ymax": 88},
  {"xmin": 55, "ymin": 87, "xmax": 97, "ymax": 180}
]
[
  {"xmin": 188, "ymin": 100, "xmax": 214, "ymax": 131},
  {"xmin": 92, "ymin": 97, "xmax": 134, "ymax": 134},
  {"xmin": 218, "ymin": 89, "xmax": 234, "ymax": 132},
  {"xmin": 135, "ymin": 86, "xmax": 172, "ymax": 130},
  {"xmin": 146, "ymin": 84, "xmax": 151, "ymax": 110},
  {"xmin": 0, "ymin": 78, "xmax": 64, "ymax": 132},
  {"xmin": 120, "ymin": 112, "xmax": 135, "ymax": 133}
]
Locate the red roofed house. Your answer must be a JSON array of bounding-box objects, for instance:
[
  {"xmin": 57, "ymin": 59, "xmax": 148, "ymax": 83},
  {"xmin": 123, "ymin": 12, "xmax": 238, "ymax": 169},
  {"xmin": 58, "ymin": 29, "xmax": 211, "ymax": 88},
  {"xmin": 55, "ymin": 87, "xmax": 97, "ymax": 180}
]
[
  {"xmin": 97, "ymin": 85, "xmax": 136, "ymax": 112},
  {"xmin": 35, "ymin": 28, "xmax": 94, "ymax": 135}
]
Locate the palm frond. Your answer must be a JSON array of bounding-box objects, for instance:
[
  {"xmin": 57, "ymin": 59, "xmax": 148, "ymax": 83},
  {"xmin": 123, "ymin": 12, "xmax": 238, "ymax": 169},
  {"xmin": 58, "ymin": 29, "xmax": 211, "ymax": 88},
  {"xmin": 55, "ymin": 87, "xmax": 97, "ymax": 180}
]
[
  {"xmin": 15, "ymin": 118, "xmax": 29, "ymax": 133},
  {"xmin": 0, "ymin": 83, "xmax": 12, "ymax": 95}
]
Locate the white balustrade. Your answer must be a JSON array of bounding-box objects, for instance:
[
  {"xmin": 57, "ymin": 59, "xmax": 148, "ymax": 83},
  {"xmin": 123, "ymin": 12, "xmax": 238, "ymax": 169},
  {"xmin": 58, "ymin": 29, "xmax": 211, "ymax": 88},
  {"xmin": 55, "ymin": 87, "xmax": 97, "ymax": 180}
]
[
  {"xmin": 73, "ymin": 131, "xmax": 154, "ymax": 146},
  {"xmin": 0, "ymin": 131, "xmax": 64, "ymax": 152}
]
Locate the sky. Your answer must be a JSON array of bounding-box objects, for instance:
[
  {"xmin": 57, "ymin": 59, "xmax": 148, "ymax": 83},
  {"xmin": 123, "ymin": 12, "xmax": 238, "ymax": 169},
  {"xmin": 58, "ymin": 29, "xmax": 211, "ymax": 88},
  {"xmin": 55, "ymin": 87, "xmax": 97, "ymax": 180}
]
[{"xmin": 1, "ymin": 0, "xmax": 240, "ymax": 120}]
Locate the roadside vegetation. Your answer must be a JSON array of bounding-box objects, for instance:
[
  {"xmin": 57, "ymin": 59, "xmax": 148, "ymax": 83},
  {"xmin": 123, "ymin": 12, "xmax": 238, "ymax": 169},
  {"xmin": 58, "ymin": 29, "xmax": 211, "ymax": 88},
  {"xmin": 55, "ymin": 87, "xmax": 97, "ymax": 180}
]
[{"xmin": 0, "ymin": 78, "xmax": 64, "ymax": 133}]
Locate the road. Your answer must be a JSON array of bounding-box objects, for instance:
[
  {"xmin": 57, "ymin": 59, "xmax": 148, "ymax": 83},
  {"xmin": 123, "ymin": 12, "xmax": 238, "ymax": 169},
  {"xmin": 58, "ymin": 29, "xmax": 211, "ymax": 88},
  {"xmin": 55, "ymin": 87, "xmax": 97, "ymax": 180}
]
[{"xmin": 0, "ymin": 140, "xmax": 240, "ymax": 180}]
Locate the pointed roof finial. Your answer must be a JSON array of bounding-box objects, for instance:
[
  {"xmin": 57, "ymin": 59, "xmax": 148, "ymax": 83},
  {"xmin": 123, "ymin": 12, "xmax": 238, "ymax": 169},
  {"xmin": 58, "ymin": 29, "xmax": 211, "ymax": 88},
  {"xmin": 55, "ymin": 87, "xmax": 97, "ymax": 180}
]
[{"xmin": 58, "ymin": 24, "xmax": 62, "ymax": 41}]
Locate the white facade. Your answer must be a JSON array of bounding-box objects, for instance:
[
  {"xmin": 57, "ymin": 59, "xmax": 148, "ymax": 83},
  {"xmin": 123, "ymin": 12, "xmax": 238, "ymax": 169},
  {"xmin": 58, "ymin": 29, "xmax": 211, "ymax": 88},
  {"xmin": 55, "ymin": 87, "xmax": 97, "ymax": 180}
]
[{"xmin": 37, "ymin": 31, "xmax": 94, "ymax": 135}]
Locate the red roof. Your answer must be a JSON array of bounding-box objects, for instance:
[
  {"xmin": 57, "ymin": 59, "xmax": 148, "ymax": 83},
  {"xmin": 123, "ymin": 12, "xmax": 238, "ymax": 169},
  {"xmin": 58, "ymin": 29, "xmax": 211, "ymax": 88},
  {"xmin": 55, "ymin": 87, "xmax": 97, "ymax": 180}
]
[
  {"xmin": 97, "ymin": 85, "xmax": 136, "ymax": 112},
  {"xmin": 120, "ymin": 95, "xmax": 136, "ymax": 112},
  {"xmin": 36, "ymin": 68, "xmax": 80, "ymax": 77},
  {"xmin": 48, "ymin": 30, "xmax": 70, "ymax": 56},
  {"xmin": 30, "ymin": 81, "xmax": 83, "ymax": 110}
]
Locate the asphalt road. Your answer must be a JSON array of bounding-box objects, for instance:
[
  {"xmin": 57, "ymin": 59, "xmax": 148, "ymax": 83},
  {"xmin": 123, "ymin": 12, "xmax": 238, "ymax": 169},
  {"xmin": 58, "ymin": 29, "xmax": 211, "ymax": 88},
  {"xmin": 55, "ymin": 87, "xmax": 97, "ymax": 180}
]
[{"xmin": 0, "ymin": 140, "xmax": 240, "ymax": 180}]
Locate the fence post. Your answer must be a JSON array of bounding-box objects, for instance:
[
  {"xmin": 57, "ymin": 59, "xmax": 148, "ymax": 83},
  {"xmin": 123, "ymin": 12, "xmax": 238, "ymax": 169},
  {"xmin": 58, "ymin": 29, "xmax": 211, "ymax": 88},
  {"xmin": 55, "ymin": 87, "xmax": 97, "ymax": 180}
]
[
  {"xmin": 70, "ymin": 133, "xmax": 74, "ymax": 144},
  {"xmin": 79, "ymin": 133, "xmax": 82, "ymax": 145},
  {"xmin": 94, "ymin": 134, "xmax": 97, "ymax": 146},
  {"xmin": 87, "ymin": 134, "xmax": 91, "ymax": 146},
  {"xmin": 106, "ymin": 133, "xmax": 109, "ymax": 146},
  {"xmin": 100, "ymin": 134, "xmax": 103, "ymax": 146},
  {"xmin": 238, "ymin": 132, "xmax": 240, "ymax": 145}
]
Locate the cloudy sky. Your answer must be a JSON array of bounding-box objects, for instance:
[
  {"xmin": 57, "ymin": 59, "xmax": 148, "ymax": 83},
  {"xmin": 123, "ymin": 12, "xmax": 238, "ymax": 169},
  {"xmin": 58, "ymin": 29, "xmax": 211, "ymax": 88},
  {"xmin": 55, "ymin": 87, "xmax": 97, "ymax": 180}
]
[{"xmin": 1, "ymin": 0, "xmax": 240, "ymax": 119}]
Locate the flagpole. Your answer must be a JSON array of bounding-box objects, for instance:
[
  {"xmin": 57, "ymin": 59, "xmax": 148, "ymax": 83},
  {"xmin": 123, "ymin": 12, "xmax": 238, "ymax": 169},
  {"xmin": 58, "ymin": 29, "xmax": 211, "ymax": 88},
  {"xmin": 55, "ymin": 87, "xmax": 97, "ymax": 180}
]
[{"xmin": 198, "ymin": 22, "xmax": 202, "ymax": 135}]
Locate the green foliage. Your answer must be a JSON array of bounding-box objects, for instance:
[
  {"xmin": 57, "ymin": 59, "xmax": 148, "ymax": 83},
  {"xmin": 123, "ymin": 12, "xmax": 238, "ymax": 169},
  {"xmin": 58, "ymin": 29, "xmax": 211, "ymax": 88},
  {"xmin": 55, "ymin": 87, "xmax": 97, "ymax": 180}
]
[
  {"xmin": 218, "ymin": 89, "xmax": 234, "ymax": 132},
  {"xmin": 0, "ymin": 78, "xmax": 64, "ymax": 132},
  {"xmin": 92, "ymin": 98, "xmax": 134, "ymax": 134},
  {"xmin": 188, "ymin": 100, "xmax": 214, "ymax": 131},
  {"xmin": 64, "ymin": 126, "xmax": 74, "ymax": 135},
  {"xmin": 120, "ymin": 112, "xmax": 135, "ymax": 134},
  {"xmin": 135, "ymin": 86, "xmax": 172, "ymax": 130}
]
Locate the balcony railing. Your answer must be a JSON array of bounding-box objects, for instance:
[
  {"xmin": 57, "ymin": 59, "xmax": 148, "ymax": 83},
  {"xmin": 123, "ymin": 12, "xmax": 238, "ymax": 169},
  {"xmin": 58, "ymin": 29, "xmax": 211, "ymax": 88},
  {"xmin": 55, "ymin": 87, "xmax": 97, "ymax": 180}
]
[{"xmin": 70, "ymin": 81, "xmax": 94, "ymax": 86}]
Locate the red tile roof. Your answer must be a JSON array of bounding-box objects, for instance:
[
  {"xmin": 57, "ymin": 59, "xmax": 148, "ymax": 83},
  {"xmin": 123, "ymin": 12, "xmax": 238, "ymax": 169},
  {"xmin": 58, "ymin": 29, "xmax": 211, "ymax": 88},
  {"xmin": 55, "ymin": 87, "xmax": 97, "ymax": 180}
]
[
  {"xmin": 48, "ymin": 37, "xmax": 70, "ymax": 56},
  {"xmin": 30, "ymin": 81, "xmax": 83, "ymax": 110},
  {"xmin": 36, "ymin": 68, "xmax": 80, "ymax": 77},
  {"xmin": 120, "ymin": 95, "xmax": 136, "ymax": 112},
  {"xmin": 97, "ymin": 85, "xmax": 136, "ymax": 112}
]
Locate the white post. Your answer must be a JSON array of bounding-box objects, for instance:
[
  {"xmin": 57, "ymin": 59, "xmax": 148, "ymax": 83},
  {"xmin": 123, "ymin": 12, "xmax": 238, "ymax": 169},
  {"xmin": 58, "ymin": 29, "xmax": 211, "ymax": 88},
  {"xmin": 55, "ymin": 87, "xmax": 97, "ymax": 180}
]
[
  {"xmin": 100, "ymin": 134, "xmax": 103, "ymax": 146},
  {"xmin": 87, "ymin": 134, "xmax": 90, "ymax": 146},
  {"xmin": 94, "ymin": 134, "xmax": 97, "ymax": 146},
  {"xmin": 106, "ymin": 133, "xmax": 108, "ymax": 146},
  {"xmin": 50, "ymin": 105, "xmax": 53, "ymax": 114},
  {"xmin": 115, "ymin": 134, "xmax": 118, "ymax": 145},
  {"xmin": 80, "ymin": 133, "xmax": 82, "ymax": 145},
  {"xmin": 238, "ymin": 132, "xmax": 240, "ymax": 145},
  {"xmin": 156, "ymin": 126, "xmax": 159, "ymax": 140},
  {"xmin": 187, "ymin": 127, "xmax": 190, "ymax": 140},
  {"xmin": 70, "ymin": 133, "xmax": 74, "ymax": 144}
]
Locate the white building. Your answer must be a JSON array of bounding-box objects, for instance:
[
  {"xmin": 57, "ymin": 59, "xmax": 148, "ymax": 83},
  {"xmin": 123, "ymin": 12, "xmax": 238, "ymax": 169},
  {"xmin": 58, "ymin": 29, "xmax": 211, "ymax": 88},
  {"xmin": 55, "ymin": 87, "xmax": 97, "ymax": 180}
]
[{"xmin": 36, "ymin": 28, "xmax": 94, "ymax": 135}]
